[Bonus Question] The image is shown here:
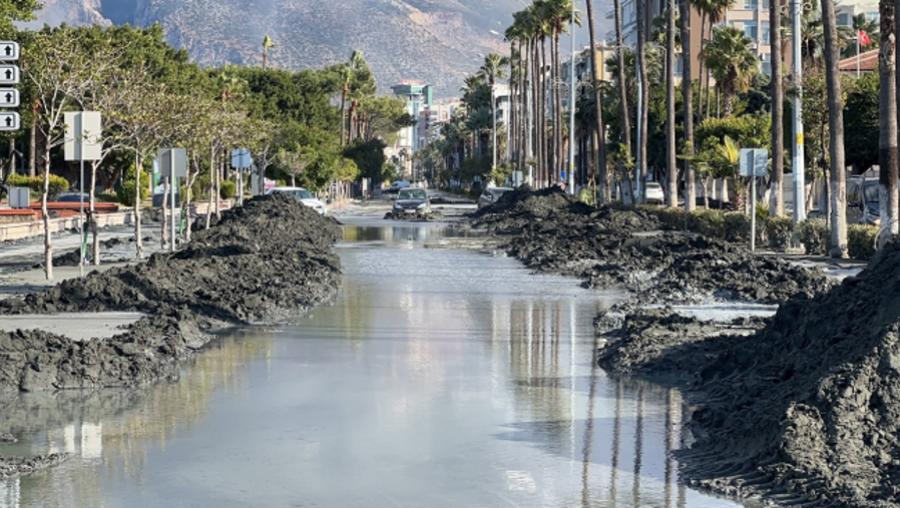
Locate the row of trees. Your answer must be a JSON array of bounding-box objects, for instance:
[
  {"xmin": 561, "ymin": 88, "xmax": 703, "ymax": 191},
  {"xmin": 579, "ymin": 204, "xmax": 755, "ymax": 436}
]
[
  {"xmin": 1, "ymin": 5, "xmax": 411, "ymax": 279},
  {"xmin": 433, "ymin": 0, "xmax": 898, "ymax": 259}
]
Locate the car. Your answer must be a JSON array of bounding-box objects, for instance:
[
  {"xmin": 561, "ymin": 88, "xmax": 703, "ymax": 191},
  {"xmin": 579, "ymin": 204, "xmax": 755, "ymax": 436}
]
[
  {"xmin": 267, "ymin": 187, "xmax": 327, "ymax": 215},
  {"xmin": 478, "ymin": 187, "xmax": 514, "ymax": 209},
  {"xmin": 385, "ymin": 180, "xmax": 411, "ymax": 194},
  {"xmin": 644, "ymin": 182, "xmax": 665, "ymax": 204},
  {"xmin": 391, "ymin": 188, "xmax": 431, "ymax": 217}
]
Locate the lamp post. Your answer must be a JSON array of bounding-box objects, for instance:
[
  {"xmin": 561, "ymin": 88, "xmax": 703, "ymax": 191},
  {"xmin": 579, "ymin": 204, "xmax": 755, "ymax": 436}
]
[
  {"xmin": 792, "ymin": 0, "xmax": 806, "ymax": 224},
  {"xmin": 567, "ymin": 0, "xmax": 577, "ymax": 195}
]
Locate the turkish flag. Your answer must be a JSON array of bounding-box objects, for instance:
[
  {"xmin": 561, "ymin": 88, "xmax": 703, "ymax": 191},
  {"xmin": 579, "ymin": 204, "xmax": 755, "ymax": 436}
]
[{"xmin": 859, "ymin": 30, "xmax": 872, "ymax": 47}]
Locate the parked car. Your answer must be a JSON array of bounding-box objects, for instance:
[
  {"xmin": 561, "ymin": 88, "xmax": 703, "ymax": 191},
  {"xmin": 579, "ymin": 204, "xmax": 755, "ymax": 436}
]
[
  {"xmin": 478, "ymin": 187, "xmax": 514, "ymax": 209},
  {"xmin": 267, "ymin": 187, "xmax": 327, "ymax": 215},
  {"xmin": 644, "ymin": 182, "xmax": 665, "ymax": 204},
  {"xmin": 391, "ymin": 188, "xmax": 431, "ymax": 217},
  {"xmin": 384, "ymin": 180, "xmax": 411, "ymax": 195},
  {"xmin": 55, "ymin": 192, "xmax": 92, "ymax": 203}
]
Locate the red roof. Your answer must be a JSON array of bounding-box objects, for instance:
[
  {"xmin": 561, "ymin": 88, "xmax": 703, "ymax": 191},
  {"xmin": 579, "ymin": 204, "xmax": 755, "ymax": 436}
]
[{"xmin": 838, "ymin": 49, "xmax": 879, "ymax": 73}]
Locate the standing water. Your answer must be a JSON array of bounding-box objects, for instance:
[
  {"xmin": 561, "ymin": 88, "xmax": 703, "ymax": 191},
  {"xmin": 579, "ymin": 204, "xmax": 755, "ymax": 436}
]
[{"xmin": 0, "ymin": 223, "xmax": 746, "ymax": 507}]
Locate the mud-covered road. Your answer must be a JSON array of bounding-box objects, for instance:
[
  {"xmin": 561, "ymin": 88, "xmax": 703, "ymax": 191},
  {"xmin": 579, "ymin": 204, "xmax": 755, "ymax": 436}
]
[{"xmin": 0, "ymin": 219, "xmax": 747, "ymax": 508}]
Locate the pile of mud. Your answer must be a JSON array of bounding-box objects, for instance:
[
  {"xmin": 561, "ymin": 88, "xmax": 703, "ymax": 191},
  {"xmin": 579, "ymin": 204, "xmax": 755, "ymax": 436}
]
[
  {"xmin": 0, "ymin": 194, "xmax": 341, "ymax": 393},
  {"xmin": 599, "ymin": 241, "xmax": 900, "ymax": 507},
  {"xmin": 472, "ymin": 187, "xmax": 829, "ymax": 305},
  {"xmin": 0, "ymin": 454, "xmax": 68, "ymax": 479}
]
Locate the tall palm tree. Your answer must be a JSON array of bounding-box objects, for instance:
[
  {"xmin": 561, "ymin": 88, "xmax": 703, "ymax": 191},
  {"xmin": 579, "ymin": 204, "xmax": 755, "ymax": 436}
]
[
  {"xmin": 479, "ymin": 53, "xmax": 510, "ymax": 171},
  {"xmin": 585, "ymin": 0, "xmax": 608, "ymax": 201},
  {"xmin": 702, "ymin": 26, "xmax": 758, "ymax": 116},
  {"xmin": 821, "ymin": 0, "xmax": 848, "ymax": 258},
  {"xmin": 666, "ymin": 0, "xmax": 677, "ymax": 207},
  {"xmin": 770, "ymin": 0, "xmax": 785, "ymax": 216},
  {"xmin": 613, "ymin": 0, "xmax": 632, "ymax": 168},
  {"xmin": 879, "ymin": 0, "xmax": 898, "ymax": 242},
  {"xmin": 692, "ymin": 0, "xmax": 735, "ymax": 119},
  {"xmin": 680, "ymin": 0, "xmax": 696, "ymax": 211},
  {"xmin": 635, "ymin": 0, "xmax": 648, "ymax": 203}
]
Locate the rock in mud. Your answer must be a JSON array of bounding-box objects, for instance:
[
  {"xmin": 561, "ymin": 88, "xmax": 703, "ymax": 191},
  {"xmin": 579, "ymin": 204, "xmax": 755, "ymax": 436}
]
[
  {"xmin": 599, "ymin": 240, "xmax": 900, "ymax": 507},
  {"xmin": 0, "ymin": 194, "xmax": 342, "ymax": 392},
  {"xmin": 0, "ymin": 454, "xmax": 68, "ymax": 479},
  {"xmin": 0, "ymin": 433, "xmax": 15, "ymax": 443}
]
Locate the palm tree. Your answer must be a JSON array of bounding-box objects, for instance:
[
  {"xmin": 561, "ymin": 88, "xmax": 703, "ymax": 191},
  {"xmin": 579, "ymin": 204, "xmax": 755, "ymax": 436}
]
[
  {"xmin": 770, "ymin": 0, "xmax": 785, "ymax": 216},
  {"xmin": 479, "ymin": 53, "xmax": 510, "ymax": 172},
  {"xmin": 665, "ymin": 0, "xmax": 677, "ymax": 207},
  {"xmin": 879, "ymin": 0, "xmax": 898, "ymax": 243},
  {"xmin": 585, "ymin": 0, "xmax": 608, "ymax": 201},
  {"xmin": 635, "ymin": 0, "xmax": 648, "ymax": 202},
  {"xmin": 821, "ymin": 0, "xmax": 848, "ymax": 258},
  {"xmin": 613, "ymin": 0, "xmax": 632, "ymax": 171},
  {"xmin": 702, "ymin": 26, "xmax": 758, "ymax": 116},
  {"xmin": 692, "ymin": 0, "xmax": 735, "ymax": 119},
  {"xmin": 680, "ymin": 0, "xmax": 696, "ymax": 211}
]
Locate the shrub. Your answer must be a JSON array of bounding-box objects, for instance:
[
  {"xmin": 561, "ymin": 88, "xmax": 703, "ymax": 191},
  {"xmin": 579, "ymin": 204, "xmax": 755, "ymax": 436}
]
[
  {"xmin": 688, "ymin": 208, "xmax": 727, "ymax": 238},
  {"xmin": 116, "ymin": 164, "xmax": 152, "ymax": 207},
  {"xmin": 766, "ymin": 216, "xmax": 794, "ymax": 251},
  {"xmin": 848, "ymin": 224, "xmax": 878, "ymax": 261},
  {"xmin": 7, "ymin": 173, "xmax": 69, "ymax": 198},
  {"xmin": 724, "ymin": 212, "xmax": 751, "ymax": 242},
  {"xmin": 798, "ymin": 219, "xmax": 828, "ymax": 256},
  {"xmin": 577, "ymin": 187, "xmax": 596, "ymax": 206},
  {"xmin": 220, "ymin": 179, "xmax": 237, "ymax": 199}
]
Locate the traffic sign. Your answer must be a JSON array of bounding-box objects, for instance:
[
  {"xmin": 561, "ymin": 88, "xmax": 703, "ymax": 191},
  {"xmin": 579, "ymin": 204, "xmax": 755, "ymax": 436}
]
[
  {"xmin": 231, "ymin": 148, "xmax": 253, "ymax": 169},
  {"xmin": 739, "ymin": 148, "xmax": 768, "ymax": 177},
  {"xmin": 157, "ymin": 148, "xmax": 187, "ymax": 179},
  {"xmin": 0, "ymin": 112, "xmax": 20, "ymax": 131},
  {"xmin": 0, "ymin": 42, "xmax": 19, "ymax": 61},
  {"xmin": 0, "ymin": 88, "xmax": 18, "ymax": 107},
  {"xmin": 0, "ymin": 65, "xmax": 19, "ymax": 85},
  {"xmin": 64, "ymin": 112, "xmax": 103, "ymax": 161}
]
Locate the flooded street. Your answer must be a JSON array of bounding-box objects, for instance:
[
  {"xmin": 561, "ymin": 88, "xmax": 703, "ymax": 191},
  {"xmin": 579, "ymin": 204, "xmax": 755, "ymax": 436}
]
[{"xmin": 1, "ymin": 223, "xmax": 746, "ymax": 507}]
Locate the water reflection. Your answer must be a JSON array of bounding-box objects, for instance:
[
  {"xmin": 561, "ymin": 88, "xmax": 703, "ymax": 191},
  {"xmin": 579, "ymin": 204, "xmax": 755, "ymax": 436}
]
[{"xmin": 2, "ymin": 225, "xmax": 744, "ymax": 507}]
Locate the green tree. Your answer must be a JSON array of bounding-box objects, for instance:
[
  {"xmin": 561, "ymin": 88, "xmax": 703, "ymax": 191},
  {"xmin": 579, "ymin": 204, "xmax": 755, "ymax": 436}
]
[{"xmin": 702, "ymin": 26, "xmax": 759, "ymax": 116}]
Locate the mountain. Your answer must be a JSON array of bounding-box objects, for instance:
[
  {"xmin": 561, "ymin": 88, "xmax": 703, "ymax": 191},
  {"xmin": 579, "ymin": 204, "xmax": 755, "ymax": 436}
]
[{"xmin": 32, "ymin": 0, "xmax": 611, "ymax": 97}]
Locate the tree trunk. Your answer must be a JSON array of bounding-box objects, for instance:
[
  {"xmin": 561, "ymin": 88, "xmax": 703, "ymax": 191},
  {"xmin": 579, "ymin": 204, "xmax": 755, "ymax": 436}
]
[
  {"xmin": 340, "ymin": 88, "xmax": 348, "ymax": 147},
  {"xmin": 134, "ymin": 154, "xmax": 143, "ymax": 259},
  {"xmin": 206, "ymin": 147, "xmax": 215, "ymax": 229},
  {"xmin": 215, "ymin": 153, "xmax": 222, "ymax": 219},
  {"xmin": 666, "ymin": 0, "xmax": 678, "ymax": 208},
  {"xmin": 161, "ymin": 178, "xmax": 169, "ymax": 250},
  {"xmin": 698, "ymin": 13, "xmax": 708, "ymax": 120},
  {"xmin": 822, "ymin": 0, "xmax": 848, "ymax": 258},
  {"xmin": 28, "ymin": 118, "xmax": 36, "ymax": 177},
  {"xmin": 586, "ymin": 0, "xmax": 609, "ymax": 203},
  {"xmin": 680, "ymin": 0, "xmax": 696, "ymax": 212},
  {"xmin": 636, "ymin": 0, "xmax": 649, "ymax": 203},
  {"xmin": 90, "ymin": 160, "xmax": 100, "ymax": 266},
  {"xmin": 770, "ymin": 0, "xmax": 786, "ymax": 216},
  {"xmin": 41, "ymin": 148, "xmax": 52, "ymax": 280},
  {"xmin": 887, "ymin": 0, "xmax": 900, "ymax": 239},
  {"xmin": 614, "ymin": 0, "xmax": 632, "ymax": 160}
]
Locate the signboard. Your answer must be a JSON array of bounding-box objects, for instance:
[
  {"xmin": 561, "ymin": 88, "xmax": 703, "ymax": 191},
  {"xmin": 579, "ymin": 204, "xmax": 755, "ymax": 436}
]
[
  {"xmin": 0, "ymin": 88, "xmax": 18, "ymax": 107},
  {"xmin": 0, "ymin": 111, "xmax": 18, "ymax": 131},
  {"xmin": 739, "ymin": 148, "xmax": 768, "ymax": 177},
  {"xmin": 0, "ymin": 42, "xmax": 19, "ymax": 61},
  {"xmin": 0, "ymin": 64, "xmax": 19, "ymax": 85},
  {"xmin": 231, "ymin": 148, "xmax": 252, "ymax": 169},
  {"xmin": 157, "ymin": 148, "xmax": 187, "ymax": 179},
  {"xmin": 64, "ymin": 112, "xmax": 103, "ymax": 161}
]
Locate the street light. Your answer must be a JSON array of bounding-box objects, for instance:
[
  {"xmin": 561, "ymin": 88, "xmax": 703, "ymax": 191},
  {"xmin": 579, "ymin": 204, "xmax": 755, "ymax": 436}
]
[
  {"xmin": 568, "ymin": 0, "xmax": 577, "ymax": 195},
  {"xmin": 792, "ymin": 0, "xmax": 806, "ymax": 224}
]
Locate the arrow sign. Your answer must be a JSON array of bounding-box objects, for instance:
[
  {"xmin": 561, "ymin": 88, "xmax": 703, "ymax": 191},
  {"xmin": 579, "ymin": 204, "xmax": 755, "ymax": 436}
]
[
  {"xmin": 0, "ymin": 65, "xmax": 19, "ymax": 85},
  {"xmin": 0, "ymin": 112, "xmax": 21, "ymax": 131},
  {"xmin": 0, "ymin": 88, "xmax": 19, "ymax": 107},
  {"xmin": 0, "ymin": 42, "xmax": 19, "ymax": 62}
]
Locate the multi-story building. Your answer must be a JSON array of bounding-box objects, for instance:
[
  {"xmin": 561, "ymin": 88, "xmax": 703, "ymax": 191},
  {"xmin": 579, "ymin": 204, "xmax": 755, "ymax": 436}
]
[
  {"xmin": 418, "ymin": 98, "xmax": 463, "ymax": 147},
  {"xmin": 610, "ymin": 0, "xmax": 879, "ymax": 79},
  {"xmin": 391, "ymin": 81, "xmax": 433, "ymax": 154}
]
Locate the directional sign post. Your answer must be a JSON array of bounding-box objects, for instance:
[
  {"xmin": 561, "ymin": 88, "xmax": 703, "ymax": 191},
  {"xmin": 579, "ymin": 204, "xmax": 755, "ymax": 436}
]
[
  {"xmin": 0, "ymin": 112, "xmax": 19, "ymax": 131},
  {"xmin": 0, "ymin": 88, "xmax": 18, "ymax": 108},
  {"xmin": 231, "ymin": 149, "xmax": 252, "ymax": 205},
  {"xmin": 65, "ymin": 112, "xmax": 103, "ymax": 275},
  {"xmin": 740, "ymin": 148, "xmax": 769, "ymax": 252},
  {"xmin": 157, "ymin": 148, "xmax": 187, "ymax": 253}
]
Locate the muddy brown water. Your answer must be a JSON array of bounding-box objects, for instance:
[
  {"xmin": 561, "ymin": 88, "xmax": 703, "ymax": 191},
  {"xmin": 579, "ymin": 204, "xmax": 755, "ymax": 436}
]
[{"xmin": 0, "ymin": 223, "xmax": 750, "ymax": 507}]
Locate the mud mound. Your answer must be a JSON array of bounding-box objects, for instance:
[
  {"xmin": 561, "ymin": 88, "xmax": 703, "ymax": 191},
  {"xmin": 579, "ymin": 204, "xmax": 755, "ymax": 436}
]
[
  {"xmin": 0, "ymin": 194, "xmax": 341, "ymax": 392},
  {"xmin": 0, "ymin": 454, "xmax": 68, "ymax": 479},
  {"xmin": 599, "ymin": 240, "xmax": 900, "ymax": 507},
  {"xmin": 472, "ymin": 188, "xmax": 828, "ymax": 305}
]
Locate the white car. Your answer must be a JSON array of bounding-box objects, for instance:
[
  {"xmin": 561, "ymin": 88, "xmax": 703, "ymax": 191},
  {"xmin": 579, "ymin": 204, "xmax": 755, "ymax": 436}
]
[
  {"xmin": 644, "ymin": 182, "xmax": 665, "ymax": 205},
  {"xmin": 267, "ymin": 187, "xmax": 328, "ymax": 215}
]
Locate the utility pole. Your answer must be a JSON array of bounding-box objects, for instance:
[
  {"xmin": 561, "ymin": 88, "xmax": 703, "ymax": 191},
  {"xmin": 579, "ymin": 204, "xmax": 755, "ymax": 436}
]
[
  {"xmin": 568, "ymin": 0, "xmax": 577, "ymax": 195},
  {"xmin": 792, "ymin": 0, "xmax": 806, "ymax": 224}
]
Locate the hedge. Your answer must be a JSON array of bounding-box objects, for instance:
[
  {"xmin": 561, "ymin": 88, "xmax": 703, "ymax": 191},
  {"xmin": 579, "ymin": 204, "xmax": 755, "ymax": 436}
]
[
  {"xmin": 6, "ymin": 174, "xmax": 69, "ymax": 198},
  {"xmin": 848, "ymin": 224, "xmax": 878, "ymax": 261}
]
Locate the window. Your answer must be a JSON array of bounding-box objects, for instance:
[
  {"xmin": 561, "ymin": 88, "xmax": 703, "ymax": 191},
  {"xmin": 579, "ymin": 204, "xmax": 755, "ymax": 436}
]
[
  {"xmin": 743, "ymin": 21, "xmax": 758, "ymax": 40},
  {"xmin": 743, "ymin": 0, "xmax": 758, "ymax": 8},
  {"xmin": 837, "ymin": 13, "xmax": 850, "ymax": 26},
  {"xmin": 761, "ymin": 21, "xmax": 770, "ymax": 42}
]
